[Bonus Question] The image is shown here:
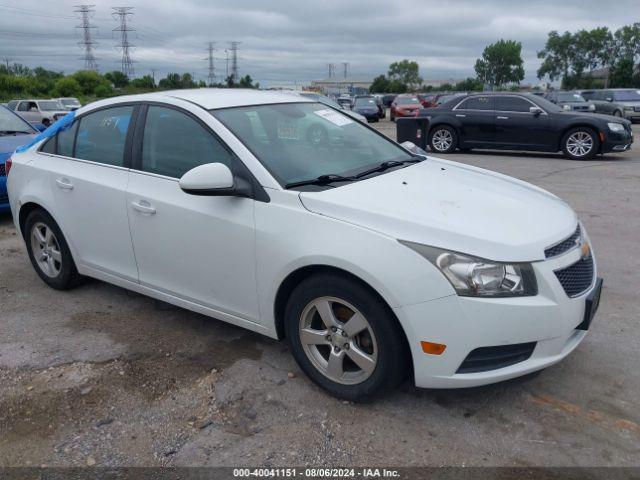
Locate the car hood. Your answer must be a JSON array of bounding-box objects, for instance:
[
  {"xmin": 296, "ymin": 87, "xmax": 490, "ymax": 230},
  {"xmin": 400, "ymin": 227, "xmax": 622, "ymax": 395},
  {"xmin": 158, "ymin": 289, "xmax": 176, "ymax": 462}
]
[
  {"xmin": 0, "ymin": 133, "xmax": 37, "ymax": 159},
  {"xmin": 298, "ymin": 157, "xmax": 577, "ymax": 262}
]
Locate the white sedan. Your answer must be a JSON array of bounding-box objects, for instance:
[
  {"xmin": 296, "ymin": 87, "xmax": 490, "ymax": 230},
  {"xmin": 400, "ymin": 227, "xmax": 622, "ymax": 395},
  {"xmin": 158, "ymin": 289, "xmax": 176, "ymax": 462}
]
[{"xmin": 6, "ymin": 89, "xmax": 602, "ymax": 400}]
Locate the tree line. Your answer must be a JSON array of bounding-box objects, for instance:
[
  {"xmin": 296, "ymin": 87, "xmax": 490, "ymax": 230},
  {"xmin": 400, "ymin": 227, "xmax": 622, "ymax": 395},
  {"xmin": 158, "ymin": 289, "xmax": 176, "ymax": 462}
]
[
  {"xmin": 0, "ymin": 64, "xmax": 259, "ymax": 103},
  {"xmin": 370, "ymin": 22, "xmax": 639, "ymax": 93}
]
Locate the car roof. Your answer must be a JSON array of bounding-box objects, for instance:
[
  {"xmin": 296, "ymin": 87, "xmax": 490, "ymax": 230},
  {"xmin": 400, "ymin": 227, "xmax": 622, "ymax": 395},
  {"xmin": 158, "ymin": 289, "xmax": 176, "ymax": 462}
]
[{"xmin": 89, "ymin": 89, "xmax": 315, "ymax": 111}]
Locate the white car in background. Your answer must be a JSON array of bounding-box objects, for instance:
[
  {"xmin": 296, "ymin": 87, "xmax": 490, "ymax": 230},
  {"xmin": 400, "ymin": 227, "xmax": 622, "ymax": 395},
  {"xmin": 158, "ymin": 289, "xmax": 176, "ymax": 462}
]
[
  {"xmin": 6, "ymin": 89, "xmax": 602, "ymax": 400},
  {"xmin": 6, "ymin": 99, "xmax": 69, "ymax": 127}
]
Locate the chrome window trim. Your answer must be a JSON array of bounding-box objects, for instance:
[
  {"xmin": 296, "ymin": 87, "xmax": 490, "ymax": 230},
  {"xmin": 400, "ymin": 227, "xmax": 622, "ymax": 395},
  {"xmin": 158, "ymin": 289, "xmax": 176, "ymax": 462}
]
[
  {"xmin": 453, "ymin": 94, "xmax": 548, "ymax": 115},
  {"xmin": 36, "ymin": 151, "xmax": 130, "ymax": 172}
]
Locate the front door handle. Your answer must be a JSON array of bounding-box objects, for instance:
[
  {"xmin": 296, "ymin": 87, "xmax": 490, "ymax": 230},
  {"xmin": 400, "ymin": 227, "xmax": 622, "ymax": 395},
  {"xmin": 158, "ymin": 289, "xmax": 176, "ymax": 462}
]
[
  {"xmin": 55, "ymin": 178, "xmax": 74, "ymax": 190},
  {"xmin": 496, "ymin": 116, "xmax": 509, "ymax": 120},
  {"xmin": 455, "ymin": 114, "xmax": 466, "ymax": 118},
  {"xmin": 131, "ymin": 200, "xmax": 156, "ymax": 215}
]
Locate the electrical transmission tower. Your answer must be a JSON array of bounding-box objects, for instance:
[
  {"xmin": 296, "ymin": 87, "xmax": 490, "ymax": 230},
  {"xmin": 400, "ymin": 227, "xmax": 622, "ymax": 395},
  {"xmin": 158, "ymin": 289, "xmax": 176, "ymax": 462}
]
[
  {"xmin": 342, "ymin": 62, "xmax": 349, "ymax": 79},
  {"xmin": 327, "ymin": 63, "xmax": 335, "ymax": 79},
  {"xmin": 112, "ymin": 7, "xmax": 135, "ymax": 77},
  {"xmin": 74, "ymin": 5, "xmax": 98, "ymax": 71},
  {"xmin": 228, "ymin": 41, "xmax": 241, "ymax": 82},
  {"xmin": 206, "ymin": 42, "xmax": 217, "ymax": 86}
]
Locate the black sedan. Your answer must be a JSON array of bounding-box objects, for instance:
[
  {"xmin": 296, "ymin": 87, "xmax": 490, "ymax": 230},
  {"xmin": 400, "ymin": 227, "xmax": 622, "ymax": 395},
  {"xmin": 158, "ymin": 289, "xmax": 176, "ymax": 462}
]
[
  {"xmin": 352, "ymin": 96, "xmax": 381, "ymax": 123},
  {"xmin": 417, "ymin": 93, "xmax": 633, "ymax": 159}
]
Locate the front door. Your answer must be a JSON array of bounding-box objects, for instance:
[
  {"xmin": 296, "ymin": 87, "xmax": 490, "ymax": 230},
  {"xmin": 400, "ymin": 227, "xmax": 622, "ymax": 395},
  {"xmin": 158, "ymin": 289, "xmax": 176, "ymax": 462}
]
[
  {"xmin": 494, "ymin": 96, "xmax": 552, "ymax": 149},
  {"xmin": 126, "ymin": 105, "xmax": 259, "ymax": 321}
]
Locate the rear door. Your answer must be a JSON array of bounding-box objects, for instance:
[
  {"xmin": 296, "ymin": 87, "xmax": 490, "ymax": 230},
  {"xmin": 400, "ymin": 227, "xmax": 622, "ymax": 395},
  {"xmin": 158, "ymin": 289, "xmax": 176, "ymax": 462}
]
[
  {"xmin": 493, "ymin": 95, "xmax": 552, "ymax": 149},
  {"xmin": 452, "ymin": 95, "xmax": 495, "ymax": 145},
  {"xmin": 44, "ymin": 104, "xmax": 139, "ymax": 280}
]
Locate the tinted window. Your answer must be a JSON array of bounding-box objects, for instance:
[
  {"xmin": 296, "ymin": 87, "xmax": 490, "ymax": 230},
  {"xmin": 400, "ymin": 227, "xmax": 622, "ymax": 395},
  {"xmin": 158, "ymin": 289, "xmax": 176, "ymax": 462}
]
[
  {"xmin": 496, "ymin": 96, "xmax": 533, "ymax": 112},
  {"xmin": 75, "ymin": 106, "xmax": 133, "ymax": 166},
  {"xmin": 40, "ymin": 138, "xmax": 56, "ymax": 154},
  {"xmin": 457, "ymin": 96, "xmax": 494, "ymax": 110},
  {"xmin": 17, "ymin": 102, "xmax": 31, "ymax": 112},
  {"xmin": 7, "ymin": 101, "xmax": 18, "ymax": 110},
  {"xmin": 57, "ymin": 122, "xmax": 78, "ymax": 157},
  {"xmin": 141, "ymin": 106, "xmax": 234, "ymax": 178}
]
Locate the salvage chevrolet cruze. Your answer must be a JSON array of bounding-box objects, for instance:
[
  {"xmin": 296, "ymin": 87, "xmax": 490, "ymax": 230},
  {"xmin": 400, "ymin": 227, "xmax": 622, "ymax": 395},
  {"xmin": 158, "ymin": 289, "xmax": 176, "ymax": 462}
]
[{"xmin": 7, "ymin": 90, "xmax": 603, "ymax": 400}]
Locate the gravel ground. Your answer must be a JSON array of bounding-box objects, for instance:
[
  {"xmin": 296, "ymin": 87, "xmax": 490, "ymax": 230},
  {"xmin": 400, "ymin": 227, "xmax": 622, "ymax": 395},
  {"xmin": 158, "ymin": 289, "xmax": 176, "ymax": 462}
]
[{"xmin": 0, "ymin": 121, "xmax": 638, "ymax": 467}]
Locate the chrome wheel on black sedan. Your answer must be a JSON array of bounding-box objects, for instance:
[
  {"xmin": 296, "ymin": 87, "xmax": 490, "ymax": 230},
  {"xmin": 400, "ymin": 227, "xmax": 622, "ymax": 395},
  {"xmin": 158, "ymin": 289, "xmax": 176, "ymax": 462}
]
[
  {"xmin": 429, "ymin": 125, "xmax": 457, "ymax": 153},
  {"xmin": 562, "ymin": 127, "xmax": 598, "ymax": 160}
]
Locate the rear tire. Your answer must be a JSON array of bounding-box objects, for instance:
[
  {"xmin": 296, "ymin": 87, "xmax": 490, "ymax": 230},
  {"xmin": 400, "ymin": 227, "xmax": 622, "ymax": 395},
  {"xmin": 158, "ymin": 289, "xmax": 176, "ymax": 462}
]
[
  {"xmin": 561, "ymin": 127, "xmax": 599, "ymax": 160},
  {"xmin": 24, "ymin": 209, "xmax": 82, "ymax": 290},
  {"xmin": 428, "ymin": 125, "xmax": 457, "ymax": 153},
  {"xmin": 284, "ymin": 273, "xmax": 408, "ymax": 401}
]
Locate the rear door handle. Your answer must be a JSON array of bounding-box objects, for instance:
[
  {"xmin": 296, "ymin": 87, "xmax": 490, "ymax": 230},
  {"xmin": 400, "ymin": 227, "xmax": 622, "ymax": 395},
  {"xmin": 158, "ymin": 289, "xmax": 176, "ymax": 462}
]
[
  {"xmin": 496, "ymin": 116, "xmax": 509, "ymax": 120},
  {"xmin": 55, "ymin": 178, "xmax": 74, "ymax": 190},
  {"xmin": 131, "ymin": 200, "xmax": 156, "ymax": 215}
]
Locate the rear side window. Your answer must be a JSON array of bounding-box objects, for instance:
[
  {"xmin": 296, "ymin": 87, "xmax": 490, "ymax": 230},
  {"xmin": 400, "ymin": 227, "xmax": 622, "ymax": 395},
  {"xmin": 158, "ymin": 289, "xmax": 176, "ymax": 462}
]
[
  {"xmin": 57, "ymin": 122, "xmax": 78, "ymax": 157},
  {"xmin": 141, "ymin": 106, "xmax": 234, "ymax": 178},
  {"xmin": 75, "ymin": 106, "xmax": 133, "ymax": 166},
  {"xmin": 495, "ymin": 96, "xmax": 533, "ymax": 112},
  {"xmin": 457, "ymin": 96, "xmax": 494, "ymax": 111}
]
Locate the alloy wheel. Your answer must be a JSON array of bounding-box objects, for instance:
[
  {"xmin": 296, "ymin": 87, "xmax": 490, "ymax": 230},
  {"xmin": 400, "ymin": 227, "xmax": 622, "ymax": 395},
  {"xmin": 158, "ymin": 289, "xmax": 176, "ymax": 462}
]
[
  {"xmin": 432, "ymin": 129, "xmax": 453, "ymax": 151},
  {"xmin": 566, "ymin": 131, "xmax": 594, "ymax": 157},
  {"xmin": 298, "ymin": 296, "xmax": 378, "ymax": 385},
  {"xmin": 30, "ymin": 222, "xmax": 62, "ymax": 278}
]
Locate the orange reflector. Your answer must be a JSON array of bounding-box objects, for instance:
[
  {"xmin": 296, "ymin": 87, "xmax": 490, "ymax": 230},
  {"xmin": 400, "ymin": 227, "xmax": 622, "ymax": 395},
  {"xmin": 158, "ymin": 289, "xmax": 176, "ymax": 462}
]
[
  {"xmin": 421, "ymin": 341, "xmax": 446, "ymax": 355},
  {"xmin": 599, "ymin": 131, "xmax": 605, "ymax": 142}
]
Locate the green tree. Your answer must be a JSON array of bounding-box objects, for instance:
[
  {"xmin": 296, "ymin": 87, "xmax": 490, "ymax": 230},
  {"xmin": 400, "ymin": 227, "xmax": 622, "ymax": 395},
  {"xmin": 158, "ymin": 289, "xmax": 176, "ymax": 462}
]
[
  {"xmin": 104, "ymin": 71, "xmax": 129, "ymax": 88},
  {"xmin": 454, "ymin": 77, "xmax": 484, "ymax": 91},
  {"xmin": 72, "ymin": 70, "xmax": 104, "ymax": 95},
  {"xmin": 130, "ymin": 75, "xmax": 155, "ymax": 89},
  {"xmin": 53, "ymin": 77, "xmax": 82, "ymax": 97},
  {"xmin": 475, "ymin": 39, "xmax": 525, "ymax": 88},
  {"xmin": 369, "ymin": 74, "xmax": 390, "ymax": 93},
  {"xmin": 387, "ymin": 79, "xmax": 407, "ymax": 93},
  {"xmin": 388, "ymin": 60, "xmax": 422, "ymax": 89}
]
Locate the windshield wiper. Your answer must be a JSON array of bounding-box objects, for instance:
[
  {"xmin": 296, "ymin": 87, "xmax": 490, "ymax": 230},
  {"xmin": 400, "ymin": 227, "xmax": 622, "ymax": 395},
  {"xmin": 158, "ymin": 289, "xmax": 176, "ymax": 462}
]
[
  {"xmin": 352, "ymin": 157, "xmax": 423, "ymax": 179},
  {"xmin": 285, "ymin": 174, "xmax": 358, "ymax": 189}
]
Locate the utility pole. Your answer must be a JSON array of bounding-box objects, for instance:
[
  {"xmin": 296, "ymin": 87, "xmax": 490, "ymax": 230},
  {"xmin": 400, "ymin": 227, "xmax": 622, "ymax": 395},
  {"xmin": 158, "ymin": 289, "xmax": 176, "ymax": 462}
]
[
  {"xmin": 206, "ymin": 42, "xmax": 217, "ymax": 86},
  {"xmin": 342, "ymin": 62, "xmax": 349, "ymax": 79},
  {"xmin": 150, "ymin": 68, "xmax": 156, "ymax": 84},
  {"xmin": 228, "ymin": 41, "xmax": 241, "ymax": 83},
  {"xmin": 74, "ymin": 5, "xmax": 98, "ymax": 71},
  {"xmin": 112, "ymin": 7, "xmax": 135, "ymax": 78}
]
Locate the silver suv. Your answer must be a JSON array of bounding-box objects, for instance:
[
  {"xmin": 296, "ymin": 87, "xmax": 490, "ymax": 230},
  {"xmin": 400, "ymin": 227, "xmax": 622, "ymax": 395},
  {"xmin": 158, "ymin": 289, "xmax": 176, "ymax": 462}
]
[
  {"xmin": 583, "ymin": 89, "xmax": 640, "ymax": 121},
  {"xmin": 6, "ymin": 99, "xmax": 68, "ymax": 127}
]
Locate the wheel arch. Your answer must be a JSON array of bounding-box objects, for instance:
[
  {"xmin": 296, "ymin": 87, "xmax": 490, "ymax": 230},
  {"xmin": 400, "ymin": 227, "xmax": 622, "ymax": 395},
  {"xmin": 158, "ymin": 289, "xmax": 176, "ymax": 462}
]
[
  {"xmin": 274, "ymin": 265, "xmax": 411, "ymax": 363},
  {"xmin": 18, "ymin": 201, "xmax": 49, "ymax": 239}
]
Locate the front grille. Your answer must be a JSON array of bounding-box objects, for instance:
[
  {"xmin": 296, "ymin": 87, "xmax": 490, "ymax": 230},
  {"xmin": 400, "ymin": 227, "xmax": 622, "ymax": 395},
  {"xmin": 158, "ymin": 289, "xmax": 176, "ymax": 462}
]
[
  {"xmin": 554, "ymin": 255, "xmax": 595, "ymax": 297},
  {"xmin": 0, "ymin": 163, "xmax": 5, "ymax": 177},
  {"xmin": 456, "ymin": 342, "xmax": 536, "ymax": 374},
  {"xmin": 545, "ymin": 224, "xmax": 581, "ymax": 258}
]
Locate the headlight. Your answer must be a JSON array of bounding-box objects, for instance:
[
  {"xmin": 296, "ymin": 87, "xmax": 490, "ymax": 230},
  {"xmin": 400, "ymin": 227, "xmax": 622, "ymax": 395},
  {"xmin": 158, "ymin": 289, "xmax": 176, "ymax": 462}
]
[
  {"xmin": 562, "ymin": 104, "xmax": 571, "ymax": 111},
  {"xmin": 399, "ymin": 241, "xmax": 538, "ymax": 297},
  {"xmin": 607, "ymin": 122, "xmax": 625, "ymax": 132},
  {"xmin": 588, "ymin": 104, "xmax": 595, "ymax": 111},
  {"xmin": 624, "ymin": 106, "xmax": 634, "ymax": 111}
]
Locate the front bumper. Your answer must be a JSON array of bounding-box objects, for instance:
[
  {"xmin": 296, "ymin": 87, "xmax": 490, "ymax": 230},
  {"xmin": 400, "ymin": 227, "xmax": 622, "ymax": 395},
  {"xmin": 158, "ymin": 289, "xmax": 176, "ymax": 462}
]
[
  {"xmin": 394, "ymin": 245, "xmax": 599, "ymax": 388},
  {"xmin": 601, "ymin": 127, "xmax": 633, "ymax": 153}
]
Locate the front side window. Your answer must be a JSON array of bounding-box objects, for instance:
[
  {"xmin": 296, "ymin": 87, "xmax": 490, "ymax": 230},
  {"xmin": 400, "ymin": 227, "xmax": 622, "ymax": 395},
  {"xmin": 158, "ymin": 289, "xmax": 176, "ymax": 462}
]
[
  {"xmin": 495, "ymin": 96, "xmax": 533, "ymax": 112},
  {"xmin": 457, "ymin": 96, "xmax": 494, "ymax": 111},
  {"xmin": 17, "ymin": 102, "xmax": 32, "ymax": 112},
  {"xmin": 75, "ymin": 106, "xmax": 133, "ymax": 166},
  {"xmin": 212, "ymin": 102, "xmax": 413, "ymax": 186},
  {"xmin": 141, "ymin": 106, "xmax": 234, "ymax": 178},
  {"xmin": 613, "ymin": 90, "xmax": 640, "ymax": 101}
]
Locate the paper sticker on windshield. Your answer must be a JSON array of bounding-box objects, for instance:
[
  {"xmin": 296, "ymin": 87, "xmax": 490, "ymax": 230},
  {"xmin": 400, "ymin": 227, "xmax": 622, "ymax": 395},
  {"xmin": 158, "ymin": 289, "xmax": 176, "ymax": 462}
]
[{"xmin": 314, "ymin": 109, "xmax": 353, "ymax": 126}]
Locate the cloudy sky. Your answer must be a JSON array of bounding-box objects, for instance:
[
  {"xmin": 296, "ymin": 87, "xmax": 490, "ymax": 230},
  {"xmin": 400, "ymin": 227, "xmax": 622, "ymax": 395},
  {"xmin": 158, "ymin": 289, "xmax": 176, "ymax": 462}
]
[{"xmin": 0, "ymin": 0, "xmax": 636, "ymax": 86}]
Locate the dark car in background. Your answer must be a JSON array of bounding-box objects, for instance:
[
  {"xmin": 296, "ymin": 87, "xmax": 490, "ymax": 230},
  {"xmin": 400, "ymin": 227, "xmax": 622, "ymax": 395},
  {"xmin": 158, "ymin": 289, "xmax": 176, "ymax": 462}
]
[
  {"xmin": 390, "ymin": 94, "xmax": 422, "ymax": 121},
  {"xmin": 417, "ymin": 93, "xmax": 438, "ymax": 108},
  {"xmin": 0, "ymin": 105, "xmax": 39, "ymax": 213},
  {"xmin": 381, "ymin": 94, "xmax": 397, "ymax": 108},
  {"xmin": 585, "ymin": 89, "xmax": 640, "ymax": 121},
  {"xmin": 352, "ymin": 95, "xmax": 381, "ymax": 122},
  {"xmin": 546, "ymin": 91, "xmax": 596, "ymax": 112},
  {"xmin": 417, "ymin": 92, "xmax": 632, "ymax": 159}
]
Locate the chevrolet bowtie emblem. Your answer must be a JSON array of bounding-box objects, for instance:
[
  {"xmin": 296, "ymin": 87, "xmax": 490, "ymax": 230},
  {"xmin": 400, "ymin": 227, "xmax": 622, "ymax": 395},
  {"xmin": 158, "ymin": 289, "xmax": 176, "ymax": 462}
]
[{"xmin": 580, "ymin": 242, "xmax": 591, "ymax": 259}]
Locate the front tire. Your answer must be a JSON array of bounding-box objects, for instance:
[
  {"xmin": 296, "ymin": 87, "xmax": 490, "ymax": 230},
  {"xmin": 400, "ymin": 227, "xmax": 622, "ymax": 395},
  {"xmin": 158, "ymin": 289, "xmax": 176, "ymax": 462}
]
[
  {"xmin": 613, "ymin": 110, "xmax": 622, "ymax": 118},
  {"xmin": 284, "ymin": 274, "xmax": 408, "ymax": 401},
  {"xmin": 429, "ymin": 125, "xmax": 457, "ymax": 153},
  {"xmin": 24, "ymin": 209, "xmax": 81, "ymax": 290},
  {"xmin": 561, "ymin": 127, "xmax": 599, "ymax": 160}
]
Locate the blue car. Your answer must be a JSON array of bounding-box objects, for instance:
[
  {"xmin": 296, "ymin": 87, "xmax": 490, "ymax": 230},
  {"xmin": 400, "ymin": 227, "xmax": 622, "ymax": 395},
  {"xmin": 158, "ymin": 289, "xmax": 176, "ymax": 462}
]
[{"xmin": 1, "ymin": 106, "xmax": 39, "ymax": 213}]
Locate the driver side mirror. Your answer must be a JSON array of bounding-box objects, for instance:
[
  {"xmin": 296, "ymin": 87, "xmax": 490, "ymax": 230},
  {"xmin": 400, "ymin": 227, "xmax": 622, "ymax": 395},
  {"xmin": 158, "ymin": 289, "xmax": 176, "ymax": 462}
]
[
  {"xmin": 529, "ymin": 106, "xmax": 543, "ymax": 116},
  {"xmin": 179, "ymin": 163, "xmax": 250, "ymax": 197},
  {"xmin": 606, "ymin": 97, "xmax": 613, "ymax": 102}
]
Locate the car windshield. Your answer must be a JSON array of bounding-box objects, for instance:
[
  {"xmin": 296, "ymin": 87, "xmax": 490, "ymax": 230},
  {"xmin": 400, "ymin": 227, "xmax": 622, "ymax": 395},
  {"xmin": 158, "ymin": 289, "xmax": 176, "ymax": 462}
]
[
  {"xmin": 39, "ymin": 100, "xmax": 62, "ymax": 111},
  {"xmin": 613, "ymin": 90, "xmax": 640, "ymax": 101},
  {"xmin": 354, "ymin": 97, "xmax": 377, "ymax": 107},
  {"xmin": 396, "ymin": 97, "xmax": 420, "ymax": 105},
  {"xmin": 0, "ymin": 107, "xmax": 34, "ymax": 134},
  {"xmin": 212, "ymin": 102, "xmax": 413, "ymax": 187},
  {"xmin": 557, "ymin": 93, "xmax": 585, "ymax": 102}
]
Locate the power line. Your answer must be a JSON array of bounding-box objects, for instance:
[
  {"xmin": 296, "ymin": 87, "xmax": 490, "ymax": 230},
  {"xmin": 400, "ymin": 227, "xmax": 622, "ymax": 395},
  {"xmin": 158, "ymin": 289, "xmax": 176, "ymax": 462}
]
[
  {"xmin": 0, "ymin": 4, "xmax": 75, "ymax": 19},
  {"xmin": 112, "ymin": 6, "xmax": 135, "ymax": 78},
  {"xmin": 74, "ymin": 5, "xmax": 99, "ymax": 72}
]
